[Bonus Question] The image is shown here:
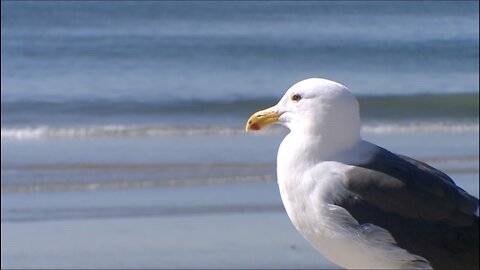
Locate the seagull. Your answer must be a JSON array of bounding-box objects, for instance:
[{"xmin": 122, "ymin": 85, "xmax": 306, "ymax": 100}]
[{"xmin": 246, "ymin": 78, "xmax": 479, "ymax": 270}]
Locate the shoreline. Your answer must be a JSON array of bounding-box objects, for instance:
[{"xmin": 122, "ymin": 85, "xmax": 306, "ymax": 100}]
[
  {"xmin": 2, "ymin": 154, "xmax": 478, "ymax": 193},
  {"xmin": 1, "ymin": 181, "xmax": 339, "ymax": 269}
]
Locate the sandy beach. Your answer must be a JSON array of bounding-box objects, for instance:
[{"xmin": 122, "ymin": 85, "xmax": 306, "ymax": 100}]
[
  {"xmin": 2, "ymin": 130, "xmax": 478, "ymax": 269},
  {"xmin": 2, "ymin": 182, "xmax": 339, "ymax": 269},
  {"xmin": 2, "ymin": 166, "xmax": 478, "ymax": 269}
]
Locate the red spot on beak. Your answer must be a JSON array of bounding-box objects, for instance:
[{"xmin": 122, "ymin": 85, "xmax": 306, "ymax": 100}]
[{"xmin": 250, "ymin": 123, "xmax": 261, "ymax": 130}]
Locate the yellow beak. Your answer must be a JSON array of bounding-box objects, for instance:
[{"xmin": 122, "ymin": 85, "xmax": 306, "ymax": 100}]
[{"xmin": 245, "ymin": 107, "xmax": 283, "ymax": 132}]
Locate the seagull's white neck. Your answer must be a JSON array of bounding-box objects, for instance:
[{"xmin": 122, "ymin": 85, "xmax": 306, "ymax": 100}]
[{"xmin": 278, "ymin": 127, "xmax": 360, "ymax": 173}]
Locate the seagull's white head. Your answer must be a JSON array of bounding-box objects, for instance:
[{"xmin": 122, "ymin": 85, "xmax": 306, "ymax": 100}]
[{"xmin": 246, "ymin": 78, "xmax": 361, "ymax": 141}]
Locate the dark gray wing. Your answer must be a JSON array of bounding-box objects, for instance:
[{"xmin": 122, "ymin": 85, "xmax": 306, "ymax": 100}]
[{"xmin": 337, "ymin": 145, "xmax": 479, "ymax": 270}]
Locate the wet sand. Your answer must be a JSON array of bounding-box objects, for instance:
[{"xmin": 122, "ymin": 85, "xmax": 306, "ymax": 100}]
[{"xmin": 1, "ymin": 182, "xmax": 339, "ymax": 269}]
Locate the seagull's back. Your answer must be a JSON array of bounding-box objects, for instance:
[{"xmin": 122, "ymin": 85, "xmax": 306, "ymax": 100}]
[{"xmin": 338, "ymin": 143, "xmax": 479, "ymax": 270}]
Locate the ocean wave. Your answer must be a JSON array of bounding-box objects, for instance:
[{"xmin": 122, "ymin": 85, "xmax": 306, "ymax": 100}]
[
  {"xmin": 1, "ymin": 174, "xmax": 277, "ymax": 193},
  {"xmin": 2, "ymin": 161, "xmax": 477, "ymax": 193},
  {"xmin": 1, "ymin": 204, "xmax": 285, "ymax": 222},
  {"xmin": 361, "ymin": 122, "xmax": 479, "ymax": 134},
  {"xmin": 2, "ymin": 93, "xmax": 479, "ymax": 121},
  {"xmin": 1, "ymin": 122, "xmax": 479, "ymax": 140},
  {"xmin": 0, "ymin": 125, "xmax": 246, "ymax": 139}
]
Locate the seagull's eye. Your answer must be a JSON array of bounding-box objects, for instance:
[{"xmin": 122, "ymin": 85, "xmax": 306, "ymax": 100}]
[{"xmin": 291, "ymin": 94, "xmax": 302, "ymax": 102}]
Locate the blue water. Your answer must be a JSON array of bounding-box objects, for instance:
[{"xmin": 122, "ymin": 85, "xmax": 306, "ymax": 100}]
[
  {"xmin": 1, "ymin": 1, "xmax": 478, "ymax": 196},
  {"xmin": 2, "ymin": 2, "xmax": 478, "ymax": 102}
]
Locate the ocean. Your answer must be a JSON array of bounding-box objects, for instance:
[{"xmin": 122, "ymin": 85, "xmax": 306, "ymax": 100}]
[{"xmin": 1, "ymin": 1, "xmax": 479, "ymax": 269}]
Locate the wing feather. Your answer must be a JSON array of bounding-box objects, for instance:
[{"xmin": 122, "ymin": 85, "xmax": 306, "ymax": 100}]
[{"xmin": 337, "ymin": 145, "xmax": 479, "ymax": 270}]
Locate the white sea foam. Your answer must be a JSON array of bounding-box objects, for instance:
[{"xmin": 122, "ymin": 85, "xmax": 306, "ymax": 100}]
[
  {"xmin": 1, "ymin": 122, "xmax": 478, "ymax": 140},
  {"xmin": 362, "ymin": 122, "xmax": 480, "ymax": 134},
  {"xmin": 0, "ymin": 125, "xmax": 246, "ymax": 139}
]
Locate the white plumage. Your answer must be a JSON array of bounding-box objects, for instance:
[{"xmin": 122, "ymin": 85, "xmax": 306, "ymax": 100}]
[{"xmin": 246, "ymin": 78, "xmax": 478, "ymax": 270}]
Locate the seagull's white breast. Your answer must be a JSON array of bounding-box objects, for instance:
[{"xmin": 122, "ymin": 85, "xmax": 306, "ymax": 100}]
[{"xmin": 276, "ymin": 133, "xmax": 432, "ymax": 269}]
